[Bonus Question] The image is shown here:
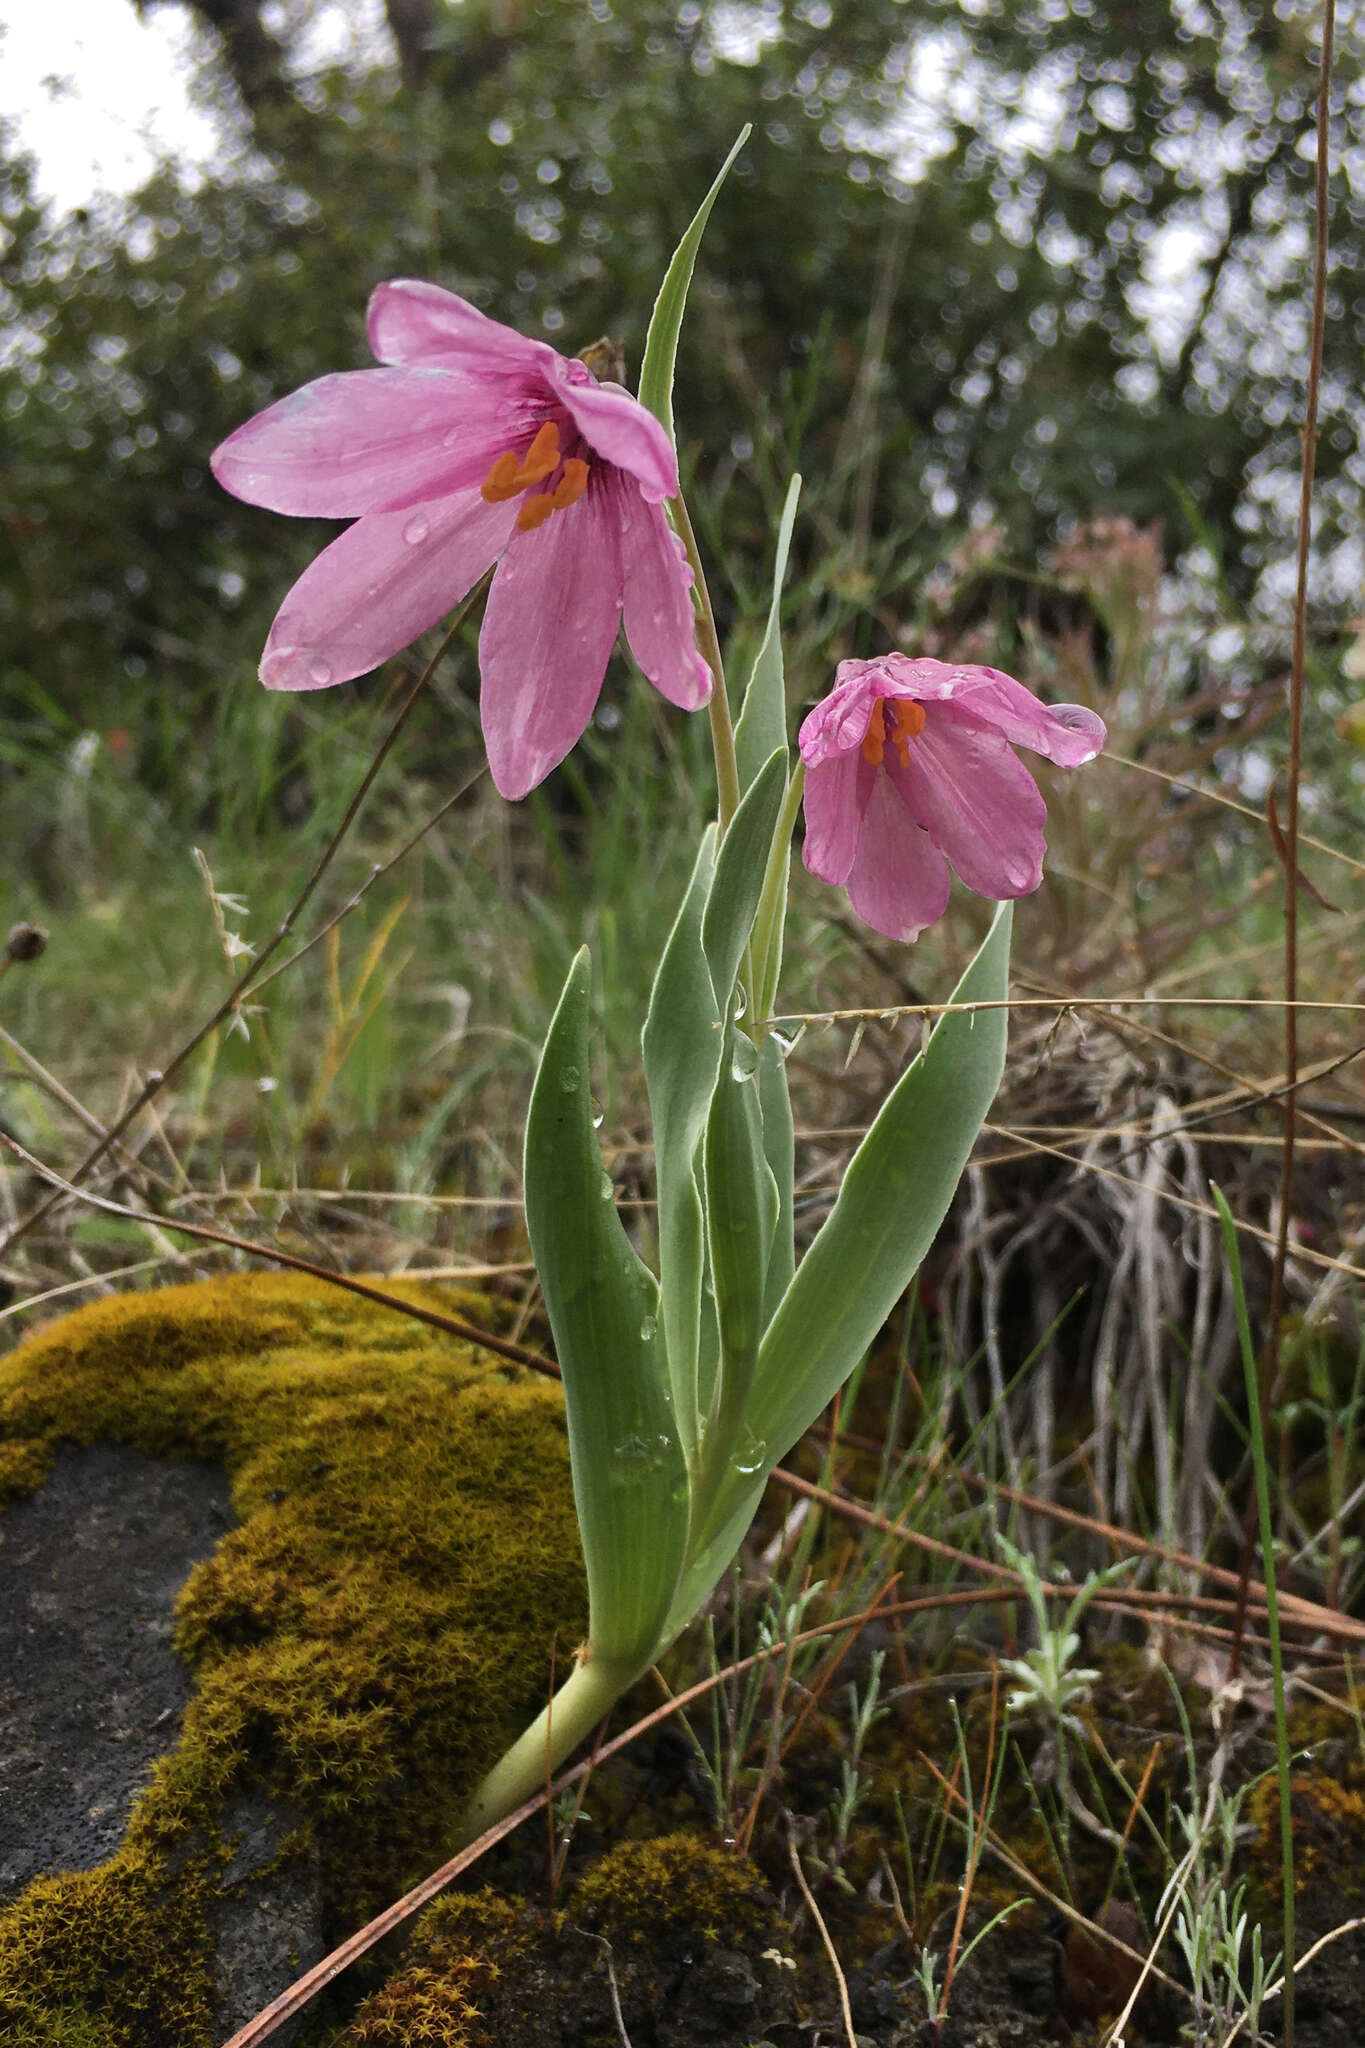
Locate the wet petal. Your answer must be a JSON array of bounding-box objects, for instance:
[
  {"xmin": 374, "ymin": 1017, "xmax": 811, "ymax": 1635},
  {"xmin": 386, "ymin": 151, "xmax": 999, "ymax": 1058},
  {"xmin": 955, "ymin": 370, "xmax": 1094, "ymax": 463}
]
[
  {"xmin": 896, "ymin": 716, "xmax": 1048, "ymax": 898},
  {"xmin": 801, "ymin": 752, "xmax": 869, "ymax": 886},
  {"xmin": 366, "ymin": 279, "xmax": 549, "ymax": 381},
  {"xmin": 614, "ymin": 484, "xmax": 711, "ymax": 710},
  {"xmin": 211, "ymin": 368, "xmax": 526, "ymax": 518},
  {"xmin": 259, "ymin": 491, "xmax": 515, "ymax": 691},
  {"xmin": 478, "ymin": 484, "xmax": 623, "ymax": 798},
  {"xmin": 544, "ymin": 355, "xmax": 678, "ymax": 502},
  {"xmin": 798, "ymin": 671, "xmax": 884, "ymax": 767},
  {"xmin": 942, "ymin": 666, "xmax": 1107, "ymax": 766},
  {"xmin": 844, "ymin": 773, "xmax": 952, "ymax": 942}
]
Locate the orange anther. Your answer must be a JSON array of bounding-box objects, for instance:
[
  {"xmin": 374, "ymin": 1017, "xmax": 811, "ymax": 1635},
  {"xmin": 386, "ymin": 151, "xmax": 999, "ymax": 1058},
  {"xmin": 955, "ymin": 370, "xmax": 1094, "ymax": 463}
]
[
  {"xmin": 552, "ymin": 457, "xmax": 590, "ymax": 509},
  {"xmin": 515, "ymin": 491, "xmax": 557, "ymax": 532},
  {"xmin": 888, "ymin": 698, "xmax": 925, "ymax": 766},
  {"xmin": 480, "ymin": 451, "xmax": 523, "ymax": 503},
  {"xmin": 518, "ymin": 420, "xmax": 561, "ymax": 484},
  {"xmin": 861, "ymin": 701, "xmax": 887, "ymax": 766}
]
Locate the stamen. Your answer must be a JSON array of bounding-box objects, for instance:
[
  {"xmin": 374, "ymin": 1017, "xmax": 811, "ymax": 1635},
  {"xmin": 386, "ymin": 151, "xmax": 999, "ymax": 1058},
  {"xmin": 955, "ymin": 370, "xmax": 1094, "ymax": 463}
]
[
  {"xmin": 480, "ymin": 451, "xmax": 522, "ymax": 503},
  {"xmin": 861, "ymin": 701, "xmax": 886, "ymax": 766},
  {"xmin": 551, "ymin": 458, "xmax": 590, "ymax": 509},
  {"xmin": 519, "ymin": 421, "xmax": 561, "ymax": 484},
  {"xmin": 888, "ymin": 698, "xmax": 925, "ymax": 767},
  {"xmin": 480, "ymin": 421, "xmax": 564, "ymax": 503},
  {"xmin": 515, "ymin": 491, "xmax": 557, "ymax": 532},
  {"xmin": 481, "ymin": 422, "xmax": 591, "ymax": 532}
]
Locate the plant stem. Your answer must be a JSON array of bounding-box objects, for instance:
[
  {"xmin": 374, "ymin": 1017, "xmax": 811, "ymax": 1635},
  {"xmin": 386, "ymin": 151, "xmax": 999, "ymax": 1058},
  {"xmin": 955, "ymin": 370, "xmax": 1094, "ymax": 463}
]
[
  {"xmin": 1242, "ymin": 0, "xmax": 1335, "ymax": 1659},
  {"xmin": 671, "ymin": 489, "xmax": 740, "ymax": 832},
  {"xmin": 1214, "ymin": 1185, "xmax": 1295, "ymax": 2048},
  {"xmin": 456, "ymin": 1650, "xmax": 639, "ymax": 1848}
]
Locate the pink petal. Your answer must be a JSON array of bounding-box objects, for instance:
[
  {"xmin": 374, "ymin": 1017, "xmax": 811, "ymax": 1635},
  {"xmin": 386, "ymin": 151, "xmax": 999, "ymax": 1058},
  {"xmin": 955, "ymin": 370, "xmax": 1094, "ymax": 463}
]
[
  {"xmin": 366, "ymin": 279, "xmax": 549, "ymax": 380},
  {"xmin": 259, "ymin": 491, "xmax": 515, "ymax": 692},
  {"xmin": 614, "ymin": 484, "xmax": 711, "ymax": 710},
  {"xmin": 801, "ymin": 752, "xmax": 869, "ymax": 886},
  {"xmin": 798, "ymin": 671, "xmax": 883, "ymax": 767},
  {"xmin": 895, "ymin": 716, "xmax": 1048, "ymax": 898},
  {"xmin": 211, "ymin": 368, "xmax": 528, "ymax": 518},
  {"xmin": 941, "ymin": 665, "xmax": 1106, "ymax": 766},
  {"xmin": 543, "ymin": 354, "xmax": 678, "ymax": 502},
  {"xmin": 844, "ymin": 773, "xmax": 951, "ymax": 942},
  {"xmin": 478, "ymin": 484, "xmax": 624, "ymax": 798}
]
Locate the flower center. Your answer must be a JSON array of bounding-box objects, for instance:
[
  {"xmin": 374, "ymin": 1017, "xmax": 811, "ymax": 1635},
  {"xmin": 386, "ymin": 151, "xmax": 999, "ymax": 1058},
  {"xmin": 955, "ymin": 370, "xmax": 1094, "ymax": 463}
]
[
  {"xmin": 861, "ymin": 697, "xmax": 926, "ymax": 768},
  {"xmin": 479, "ymin": 420, "xmax": 591, "ymax": 532}
]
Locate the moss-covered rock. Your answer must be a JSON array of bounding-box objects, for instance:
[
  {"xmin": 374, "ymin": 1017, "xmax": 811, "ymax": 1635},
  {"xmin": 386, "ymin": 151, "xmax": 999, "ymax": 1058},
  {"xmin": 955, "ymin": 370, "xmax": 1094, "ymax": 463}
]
[{"xmin": 0, "ymin": 1271, "xmax": 586, "ymax": 2047}]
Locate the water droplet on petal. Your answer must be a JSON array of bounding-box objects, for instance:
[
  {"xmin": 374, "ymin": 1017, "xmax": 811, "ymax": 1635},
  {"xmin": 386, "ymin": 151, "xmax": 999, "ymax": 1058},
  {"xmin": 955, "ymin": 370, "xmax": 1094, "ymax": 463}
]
[
  {"xmin": 600, "ymin": 1170, "xmax": 614, "ymax": 1200},
  {"xmin": 730, "ymin": 1033, "xmax": 758, "ymax": 1082},
  {"xmin": 403, "ymin": 514, "xmax": 430, "ymax": 545},
  {"xmin": 560, "ymin": 1065, "xmax": 580, "ymax": 1093},
  {"xmin": 590, "ymin": 1096, "xmax": 604, "ymax": 1129},
  {"xmin": 639, "ymin": 1315, "xmax": 657, "ymax": 1343},
  {"xmin": 441, "ymin": 426, "xmax": 462, "ymax": 449},
  {"xmin": 307, "ymin": 657, "xmax": 333, "ymax": 687}
]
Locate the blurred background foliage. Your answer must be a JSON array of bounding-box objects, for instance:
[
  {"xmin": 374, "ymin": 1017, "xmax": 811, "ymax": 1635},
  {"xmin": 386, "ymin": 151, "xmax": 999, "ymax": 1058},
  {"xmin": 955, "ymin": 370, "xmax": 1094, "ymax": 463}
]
[
  {"xmin": 4, "ymin": 0, "xmax": 1363, "ymax": 768},
  {"xmin": 2, "ymin": 0, "xmax": 1365, "ymax": 1269}
]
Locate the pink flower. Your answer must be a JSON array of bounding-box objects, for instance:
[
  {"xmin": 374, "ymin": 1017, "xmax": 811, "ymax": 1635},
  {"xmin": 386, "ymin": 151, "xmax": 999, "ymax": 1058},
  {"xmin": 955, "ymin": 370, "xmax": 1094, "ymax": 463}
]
[
  {"xmin": 211, "ymin": 280, "xmax": 712, "ymax": 798},
  {"xmin": 798, "ymin": 654, "xmax": 1105, "ymax": 941}
]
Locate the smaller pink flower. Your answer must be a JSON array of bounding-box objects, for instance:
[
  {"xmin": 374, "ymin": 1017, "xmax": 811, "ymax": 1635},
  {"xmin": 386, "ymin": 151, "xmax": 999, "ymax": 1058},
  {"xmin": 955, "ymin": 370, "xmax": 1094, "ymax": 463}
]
[
  {"xmin": 798, "ymin": 654, "xmax": 1105, "ymax": 942},
  {"xmin": 211, "ymin": 280, "xmax": 712, "ymax": 798}
]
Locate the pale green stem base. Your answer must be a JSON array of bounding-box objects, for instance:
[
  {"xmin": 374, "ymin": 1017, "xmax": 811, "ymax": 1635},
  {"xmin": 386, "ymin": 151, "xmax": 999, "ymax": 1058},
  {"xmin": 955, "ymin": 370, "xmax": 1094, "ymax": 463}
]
[{"xmin": 455, "ymin": 1650, "xmax": 641, "ymax": 1849}]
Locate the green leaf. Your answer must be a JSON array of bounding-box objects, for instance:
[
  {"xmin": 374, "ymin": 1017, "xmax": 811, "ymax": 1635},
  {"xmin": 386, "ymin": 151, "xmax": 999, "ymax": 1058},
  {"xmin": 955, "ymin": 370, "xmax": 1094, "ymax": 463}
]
[
  {"xmin": 750, "ymin": 903, "xmax": 1012, "ymax": 1465},
  {"xmin": 642, "ymin": 831, "xmax": 720, "ymax": 1467},
  {"xmin": 637, "ymin": 126, "xmax": 750, "ymax": 445},
  {"xmin": 672, "ymin": 903, "xmax": 1012, "ymax": 1612},
  {"xmin": 525, "ymin": 948, "xmax": 688, "ymax": 1667},
  {"xmin": 734, "ymin": 472, "xmax": 801, "ymax": 792},
  {"xmin": 702, "ymin": 1052, "xmax": 777, "ymax": 1431},
  {"xmin": 756, "ymin": 1029, "xmax": 795, "ymax": 1325},
  {"xmin": 700, "ymin": 745, "xmax": 788, "ymax": 1016}
]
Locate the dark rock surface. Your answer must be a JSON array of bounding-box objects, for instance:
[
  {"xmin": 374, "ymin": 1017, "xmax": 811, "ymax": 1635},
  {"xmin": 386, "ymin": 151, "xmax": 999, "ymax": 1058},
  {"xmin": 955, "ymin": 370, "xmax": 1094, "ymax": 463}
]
[{"xmin": 0, "ymin": 1442, "xmax": 233, "ymax": 1895}]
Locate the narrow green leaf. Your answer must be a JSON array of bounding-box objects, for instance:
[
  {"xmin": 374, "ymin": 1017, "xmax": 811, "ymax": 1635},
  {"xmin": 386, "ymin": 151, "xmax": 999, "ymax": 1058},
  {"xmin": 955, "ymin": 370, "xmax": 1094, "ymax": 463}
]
[
  {"xmin": 642, "ymin": 831, "xmax": 720, "ymax": 1466},
  {"xmin": 702, "ymin": 1054, "xmax": 776, "ymax": 1428},
  {"xmin": 525, "ymin": 949, "xmax": 688, "ymax": 1666},
  {"xmin": 756, "ymin": 1029, "xmax": 795, "ymax": 1324},
  {"xmin": 700, "ymin": 746, "xmax": 787, "ymax": 1015},
  {"xmin": 734, "ymin": 473, "xmax": 802, "ymax": 792},
  {"xmin": 666, "ymin": 905, "xmax": 1012, "ymax": 1650},
  {"xmin": 751, "ymin": 903, "xmax": 1012, "ymax": 1464},
  {"xmin": 637, "ymin": 127, "xmax": 750, "ymax": 444}
]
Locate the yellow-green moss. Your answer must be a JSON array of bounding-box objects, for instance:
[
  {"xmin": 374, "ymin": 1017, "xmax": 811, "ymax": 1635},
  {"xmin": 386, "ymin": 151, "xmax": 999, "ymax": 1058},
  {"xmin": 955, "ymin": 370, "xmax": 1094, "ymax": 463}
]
[
  {"xmin": 337, "ymin": 1836, "xmax": 782, "ymax": 2046},
  {"xmin": 0, "ymin": 1271, "xmax": 587, "ymax": 2046},
  {"xmin": 0, "ymin": 1844, "xmax": 214, "ymax": 2046},
  {"xmin": 570, "ymin": 1832, "xmax": 774, "ymax": 1947}
]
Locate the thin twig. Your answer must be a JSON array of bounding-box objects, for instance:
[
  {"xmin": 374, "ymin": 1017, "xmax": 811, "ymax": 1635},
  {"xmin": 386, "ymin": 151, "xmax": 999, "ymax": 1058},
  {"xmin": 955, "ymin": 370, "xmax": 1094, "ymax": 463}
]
[
  {"xmin": 0, "ymin": 1128, "xmax": 558, "ymax": 1377},
  {"xmin": 787, "ymin": 1833, "xmax": 859, "ymax": 2048}
]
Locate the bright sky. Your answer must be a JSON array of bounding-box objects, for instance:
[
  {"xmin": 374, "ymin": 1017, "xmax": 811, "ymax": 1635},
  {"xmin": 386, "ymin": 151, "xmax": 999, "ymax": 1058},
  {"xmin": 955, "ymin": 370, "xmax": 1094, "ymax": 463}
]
[
  {"xmin": 1, "ymin": 1, "xmax": 222, "ymax": 212},
  {"xmin": 1, "ymin": 0, "xmax": 392, "ymax": 213}
]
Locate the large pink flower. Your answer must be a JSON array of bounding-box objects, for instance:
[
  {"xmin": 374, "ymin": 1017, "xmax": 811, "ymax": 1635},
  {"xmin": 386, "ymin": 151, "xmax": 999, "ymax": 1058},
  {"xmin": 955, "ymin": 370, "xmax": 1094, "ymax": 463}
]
[
  {"xmin": 211, "ymin": 280, "xmax": 712, "ymax": 798},
  {"xmin": 799, "ymin": 654, "xmax": 1106, "ymax": 941}
]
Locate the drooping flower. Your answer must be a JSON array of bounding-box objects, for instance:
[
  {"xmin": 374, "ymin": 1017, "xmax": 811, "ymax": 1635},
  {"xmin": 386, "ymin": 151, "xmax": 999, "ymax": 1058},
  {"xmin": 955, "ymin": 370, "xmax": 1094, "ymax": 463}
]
[
  {"xmin": 211, "ymin": 280, "xmax": 712, "ymax": 798},
  {"xmin": 798, "ymin": 654, "xmax": 1106, "ymax": 942}
]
